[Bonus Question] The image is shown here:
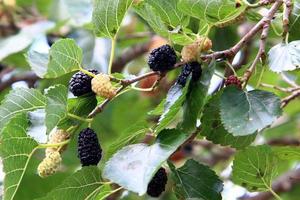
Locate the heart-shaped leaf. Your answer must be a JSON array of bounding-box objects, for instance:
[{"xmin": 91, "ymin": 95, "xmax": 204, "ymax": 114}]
[
  {"xmin": 232, "ymin": 145, "xmax": 278, "ymax": 191},
  {"xmin": 220, "ymin": 86, "xmax": 282, "ymax": 136},
  {"xmin": 0, "ymin": 114, "xmax": 39, "ymax": 200},
  {"xmin": 268, "ymin": 41, "xmax": 300, "ymax": 72},
  {"xmin": 201, "ymin": 91, "xmax": 256, "ymax": 149},
  {"xmin": 169, "ymin": 159, "xmax": 223, "ymax": 200},
  {"xmin": 92, "ymin": 0, "xmax": 133, "ymax": 38}
]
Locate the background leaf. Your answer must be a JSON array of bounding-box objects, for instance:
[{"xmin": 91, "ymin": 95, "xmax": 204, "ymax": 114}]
[
  {"xmin": 220, "ymin": 86, "xmax": 282, "ymax": 136},
  {"xmin": 0, "ymin": 21, "xmax": 54, "ymax": 61},
  {"xmin": 232, "ymin": 145, "xmax": 278, "ymax": 191},
  {"xmin": 169, "ymin": 159, "xmax": 223, "ymax": 200},
  {"xmin": 181, "ymin": 60, "xmax": 215, "ymax": 132},
  {"xmin": 92, "ymin": 0, "xmax": 133, "ymax": 38},
  {"xmin": 45, "ymin": 39, "xmax": 82, "ymax": 78},
  {"xmin": 45, "ymin": 85, "xmax": 68, "ymax": 133},
  {"xmin": 38, "ymin": 167, "xmax": 103, "ymax": 200},
  {"xmin": 103, "ymin": 129, "xmax": 188, "ymax": 195},
  {"xmin": 201, "ymin": 92, "xmax": 256, "ymax": 149},
  {"xmin": 156, "ymin": 84, "xmax": 189, "ymax": 133},
  {"xmin": 145, "ymin": 0, "xmax": 189, "ymax": 28},
  {"xmin": 268, "ymin": 41, "xmax": 300, "ymax": 72},
  {"xmin": 0, "ymin": 113, "xmax": 39, "ymax": 200},
  {"xmin": 177, "ymin": 0, "xmax": 247, "ymax": 27},
  {"xmin": 0, "ymin": 88, "xmax": 46, "ymax": 130}
]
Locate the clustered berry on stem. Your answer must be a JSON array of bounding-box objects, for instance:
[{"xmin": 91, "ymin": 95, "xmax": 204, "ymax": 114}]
[
  {"xmin": 77, "ymin": 128, "xmax": 102, "ymax": 166},
  {"xmin": 225, "ymin": 75, "xmax": 242, "ymax": 89},
  {"xmin": 69, "ymin": 70, "xmax": 99, "ymax": 96},
  {"xmin": 148, "ymin": 44, "xmax": 177, "ymax": 72},
  {"xmin": 177, "ymin": 62, "xmax": 202, "ymax": 86},
  {"xmin": 147, "ymin": 167, "xmax": 168, "ymax": 197}
]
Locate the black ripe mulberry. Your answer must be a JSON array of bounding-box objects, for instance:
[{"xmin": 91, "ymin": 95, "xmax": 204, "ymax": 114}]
[
  {"xmin": 147, "ymin": 167, "xmax": 168, "ymax": 197},
  {"xmin": 78, "ymin": 128, "xmax": 102, "ymax": 166},
  {"xmin": 225, "ymin": 75, "xmax": 242, "ymax": 89},
  {"xmin": 148, "ymin": 44, "xmax": 177, "ymax": 72},
  {"xmin": 177, "ymin": 62, "xmax": 202, "ymax": 86},
  {"xmin": 69, "ymin": 70, "xmax": 98, "ymax": 96}
]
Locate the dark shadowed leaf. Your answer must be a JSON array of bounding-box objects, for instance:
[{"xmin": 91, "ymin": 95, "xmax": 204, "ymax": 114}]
[
  {"xmin": 169, "ymin": 159, "xmax": 223, "ymax": 200},
  {"xmin": 220, "ymin": 87, "xmax": 282, "ymax": 136}
]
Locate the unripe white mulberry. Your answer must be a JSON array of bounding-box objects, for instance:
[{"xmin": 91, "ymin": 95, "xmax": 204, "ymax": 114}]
[
  {"xmin": 37, "ymin": 151, "xmax": 62, "ymax": 178},
  {"xmin": 91, "ymin": 74, "xmax": 117, "ymax": 99},
  {"xmin": 45, "ymin": 129, "xmax": 70, "ymax": 157},
  {"xmin": 181, "ymin": 37, "xmax": 212, "ymax": 62}
]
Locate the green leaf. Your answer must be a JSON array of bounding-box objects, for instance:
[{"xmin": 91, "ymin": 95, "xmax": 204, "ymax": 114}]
[
  {"xmin": 95, "ymin": 185, "xmax": 113, "ymax": 200},
  {"xmin": 232, "ymin": 145, "xmax": 278, "ymax": 191},
  {"xmin": 272, "ymin": 146, "xmax": 300, "ymax": 161},
  {"xmin": 148, "ymin": 99, "xmax": 165, "ymax": 116},
  {"xmin": 92, "ymin": 0, "xmax": 134, "ymax": 38},
  {"xmin": 169, "ymin": 159, "xmax": 223, "ymax": 200},
  {"xmin": 38, "ymin": 167, "xmax": 103, "ymax": 200},
  {"xmin": 45, "ymin": 85, "xmax": 68, "ymax": 133},
  {"xmin": 220, "ymin": 86, "xmax": 282, "ymax": 136},
  {"xmin": 134, "ymin": 2, "xmax": 195, "ymax": 45},
  {"xmin": 201, "ymin": 92, "xmax": 256, "ymax": 149},
  {"xmin": 105, "ymin": 121, "xmax": 149, "ymax": 160},
  {"xmin": 45, "ymin": 38, "xmax": 82, "ymax": 78},
  {"xmin": 289, "ymin": 1, "xmax": 300, "ymax": 41},
  {"xmin": 145, "ymin": 0, "xmax": 189, "ymax": 28},
  {"xmin": 268, "ymin": 41, "xmax": 300, "ymax": 73},
  {"xmin": 156, "ymin": 83, "xmax": 189, "ymax": 133},
  {"xmin": 134, "ymin": 2, "xmax": 168, "ymax": 36},
  {"xmin": 0, "ymin": 88, "xmax": 46, "ymax": 131},
  {"xmin": 26, "ymin": 36, "xmax": 49, "ymax": 78},
  {"xmin": 177, "ymin": 0, "xmax": 247, "ymax": 27},
  {"xmin": 103, "ymin": 129, "xmax": 189, "ymax": 195},
  {"xmin": 0, "ymin": 113, "xmax": 39, "ymax": 200},
  {"xmin": 181, "ymin": 60, "xmax": 215, "ymax": 132}
]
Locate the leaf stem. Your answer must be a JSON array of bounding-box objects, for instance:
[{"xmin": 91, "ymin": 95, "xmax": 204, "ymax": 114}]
[
  {"xmin": 38, "ymin": 139, "xmax": 70, "ymax": 149},
  {"xmin": 268, "ymin": 186, "xmax": 283, "ymax": 200},
  {"xmin": 108, "ymin": 37, "xmax": 117, "ymax": 75},
  {"xmin": 68, "ymin": 113, "xmax": 93, "ymax": 123},
  {"xmin": 79, "ymin": 67, "xmax": 96, "ymax": 78}
]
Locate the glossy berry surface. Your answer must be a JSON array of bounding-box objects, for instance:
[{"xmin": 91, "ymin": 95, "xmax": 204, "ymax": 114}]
[
  {"xmin": 77, "ymin": 128, "xmax": 102, "ymax": 166},
  {"xmin": 69, "ymin": 70, "xmax": 98, "ymax": 96},
  {"xmin": 147, "ymin": 167, "xmax": 168, "ymax": 197},
  {"xmin": 148, "ymin": 44, "xmax": 177, "ymax": 72}
]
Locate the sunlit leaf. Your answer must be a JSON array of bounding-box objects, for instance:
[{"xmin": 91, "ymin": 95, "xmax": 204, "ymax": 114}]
[{"xmin": 103, "ymin": 129, "xmax": 188, "ymax": 195}]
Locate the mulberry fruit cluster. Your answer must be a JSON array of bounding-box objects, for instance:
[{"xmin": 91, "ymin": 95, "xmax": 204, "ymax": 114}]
[
  {"xmin": 225, "ymin": 75, "xmax": 242, "ymax": 89},
  {"xmin": 69, "ymin": 69, "xmax": 98, "ymax": 96},
  {"xmin": 77, "ymin": 128, "xmax": 102, "ymax": 166},
  {"xmin": 91, "ymin": 74, "xmax": 116, "ymax": 99},
  {"xmin": 148, "ymin": 44, "xmax": 177, "ymax": 72},
  {"xmin": 177, "ymin": 62, "xmax": 202, "ymax": 86},
  {"xmin": 45, "ymin": 129, "xmax": 70, "ymax": 157},
  {"xmin": 147, "ymin": 167, "xmax": 168, "ymax": 197},
  {"xmin": 37, "ymin": 151, "xmax": 62, "ymax": 178}
]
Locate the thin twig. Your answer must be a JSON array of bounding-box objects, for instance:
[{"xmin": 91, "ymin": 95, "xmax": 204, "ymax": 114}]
[
  {"xmin": 242, "ymin": 22, "xmax": 270, "ymax": 85},
  {"xmin": 112, "ymin": 41, "xmax": 151, "ymax": 73},
  {"xmin": 282, "ymin": 0, "xmax": 292, "ymax": 39},
  {"xmin": 260, "ymin": 83, "xmax": 300, "ymax": 93},
  {"xmin": 201, "ymin": 0, "xmax": 283, "ymax": 61},
  {"xmin": 281, "ymin": 90, "xmax": 300, "ymax": 108}
]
